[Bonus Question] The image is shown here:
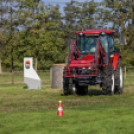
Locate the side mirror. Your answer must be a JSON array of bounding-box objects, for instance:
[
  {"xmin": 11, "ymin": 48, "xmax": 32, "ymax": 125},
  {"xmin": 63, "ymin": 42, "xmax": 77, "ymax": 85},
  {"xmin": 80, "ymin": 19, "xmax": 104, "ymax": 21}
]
[
  {"xmin": 65, "ymin": 38, "xmax": 70, "ymax": 47},
  {"xmin": 65, "ymin": 37, "xmax": 76, "ymax": 47}
]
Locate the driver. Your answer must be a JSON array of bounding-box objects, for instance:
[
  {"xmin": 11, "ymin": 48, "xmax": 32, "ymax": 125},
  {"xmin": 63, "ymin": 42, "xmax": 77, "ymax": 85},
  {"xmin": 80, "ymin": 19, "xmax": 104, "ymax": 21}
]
[{"xmin": 87, "ymin": 38, "xmax": 96, "ymax": 53}]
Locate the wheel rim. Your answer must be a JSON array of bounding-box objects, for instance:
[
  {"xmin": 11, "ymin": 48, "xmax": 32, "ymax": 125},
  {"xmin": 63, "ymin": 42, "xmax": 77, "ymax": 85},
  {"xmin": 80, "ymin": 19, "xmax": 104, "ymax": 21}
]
[
  {"xmin": 72, "ymin": 84, "xmax": 76, "ymax": 92},
  {"xmin": 111, "ymin": 73, "xmax": 114, "ymax": 92},
  {"xmin": 120, "ymin": 67, "xmax": 123, "ymax": 89}
]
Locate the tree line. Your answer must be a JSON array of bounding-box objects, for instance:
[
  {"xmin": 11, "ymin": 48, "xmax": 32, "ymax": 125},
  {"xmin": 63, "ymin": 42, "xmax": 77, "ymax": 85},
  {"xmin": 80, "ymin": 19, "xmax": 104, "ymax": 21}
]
[{"xmin": 0, "ymin": 0, "xmax": 134, "ymax": 73}]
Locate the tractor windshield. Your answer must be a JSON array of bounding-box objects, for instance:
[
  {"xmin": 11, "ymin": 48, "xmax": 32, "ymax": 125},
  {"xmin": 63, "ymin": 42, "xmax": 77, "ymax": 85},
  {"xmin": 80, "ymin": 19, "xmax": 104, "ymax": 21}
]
[{"xmin": 76, "ymin": 35, "xmax": 98, "ymax": 58}]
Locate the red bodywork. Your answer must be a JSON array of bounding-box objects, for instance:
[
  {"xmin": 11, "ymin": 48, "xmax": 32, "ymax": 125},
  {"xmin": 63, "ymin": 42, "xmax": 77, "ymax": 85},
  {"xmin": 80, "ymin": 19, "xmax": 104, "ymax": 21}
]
[
  {"xmin": 112, "ymin": 53, "xmax": 120, "ymax": 70},
  {"xmin": 64, "ymin": 29, "xmax": 120, "ymax": 78},
  {"xmin": 76, "ymin": 29, "xmax": 115, "ymax": 35}
]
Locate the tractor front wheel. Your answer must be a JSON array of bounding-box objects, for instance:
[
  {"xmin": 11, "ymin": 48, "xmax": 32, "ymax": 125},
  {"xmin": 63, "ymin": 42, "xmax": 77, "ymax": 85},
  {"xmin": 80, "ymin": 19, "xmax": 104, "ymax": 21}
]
[
  {"xmin": 102, "ymin": 65, "xmax": 115, "ymax": 95},
  {"xmin": 63, "ymin": 81, "xmax": 69, "ymax": 95},
  {"xmin": 63, "ymin": 70, "xmax": 77, "ymax": 95},
  {"xmin": 63, "ymin": 70, "xmax": 70, "ymax": 95}
]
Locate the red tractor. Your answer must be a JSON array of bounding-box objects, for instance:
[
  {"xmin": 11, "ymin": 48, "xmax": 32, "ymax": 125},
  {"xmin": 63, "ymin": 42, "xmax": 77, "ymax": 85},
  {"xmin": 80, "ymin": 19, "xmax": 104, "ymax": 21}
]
[{"xmin": 63, "ymin": 29, "xmax": 123, "ymax": 95}]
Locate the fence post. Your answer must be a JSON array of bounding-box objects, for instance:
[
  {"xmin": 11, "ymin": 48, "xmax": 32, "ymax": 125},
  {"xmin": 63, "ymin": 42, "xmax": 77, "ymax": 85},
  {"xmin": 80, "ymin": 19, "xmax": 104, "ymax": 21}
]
[{"xmin": 124, "ymin": 66, "xmax": 126, "ymax": 79}]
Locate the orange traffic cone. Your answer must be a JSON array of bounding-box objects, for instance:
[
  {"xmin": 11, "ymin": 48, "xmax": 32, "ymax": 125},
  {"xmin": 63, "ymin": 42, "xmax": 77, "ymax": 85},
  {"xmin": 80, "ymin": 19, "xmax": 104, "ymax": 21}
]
[{"xmin": 57, "ymin": 100, "xmax": 64, "ymax": 116}]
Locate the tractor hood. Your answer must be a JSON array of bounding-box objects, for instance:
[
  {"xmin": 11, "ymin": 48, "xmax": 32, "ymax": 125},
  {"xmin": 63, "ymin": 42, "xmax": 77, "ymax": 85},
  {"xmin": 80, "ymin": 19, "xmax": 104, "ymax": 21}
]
[
  {"xmin": 68, "ymin": 40, "xmax": 96, "ymax": 68},
  {"xmin": 69, "ymin": 54, "xmax": 95, "ymax": 68}
]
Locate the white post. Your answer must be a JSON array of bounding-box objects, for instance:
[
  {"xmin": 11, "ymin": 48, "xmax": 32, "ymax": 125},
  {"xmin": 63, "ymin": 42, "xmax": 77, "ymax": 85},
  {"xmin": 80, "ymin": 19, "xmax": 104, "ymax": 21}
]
[{"xmin": 24, "ymin": 57, "xmax": 41, "ymax": 89}]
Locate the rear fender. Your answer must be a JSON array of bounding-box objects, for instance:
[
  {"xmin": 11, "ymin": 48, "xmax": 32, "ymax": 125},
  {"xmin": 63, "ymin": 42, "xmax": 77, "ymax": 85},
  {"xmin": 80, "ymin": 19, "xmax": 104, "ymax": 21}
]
[{"xmin": 113, "ymin": 53, "xmax": 120, "ymax": 70}]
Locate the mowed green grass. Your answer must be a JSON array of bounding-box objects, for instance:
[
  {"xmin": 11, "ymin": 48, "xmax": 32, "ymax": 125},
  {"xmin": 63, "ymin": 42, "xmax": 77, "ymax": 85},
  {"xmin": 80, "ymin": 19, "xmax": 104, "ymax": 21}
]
[{"xmin": 0, "ymin": 71, "xmax": 134, "ymax": 134}]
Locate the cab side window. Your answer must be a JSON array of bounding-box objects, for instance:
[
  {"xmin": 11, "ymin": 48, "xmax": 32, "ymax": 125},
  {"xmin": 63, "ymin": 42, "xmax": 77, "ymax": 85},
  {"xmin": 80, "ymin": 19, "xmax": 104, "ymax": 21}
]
[
  {"xmin": 100, "ymin": 36, "xmax": 108, "ymax": 52},
  {"xmin": 108, "ymin": 36, "xmax": 114, "ymax": 54}
]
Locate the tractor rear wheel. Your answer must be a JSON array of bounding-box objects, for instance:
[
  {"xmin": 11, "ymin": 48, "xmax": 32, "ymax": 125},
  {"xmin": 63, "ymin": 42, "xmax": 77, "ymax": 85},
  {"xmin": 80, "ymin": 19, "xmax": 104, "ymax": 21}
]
[
  {"xmin": 114, "ymin": 59, "xmax": 123, "ymax": 94},
  {"xmin": 102, "ymin": 65, "xmax": 115, "ymax": 95}
]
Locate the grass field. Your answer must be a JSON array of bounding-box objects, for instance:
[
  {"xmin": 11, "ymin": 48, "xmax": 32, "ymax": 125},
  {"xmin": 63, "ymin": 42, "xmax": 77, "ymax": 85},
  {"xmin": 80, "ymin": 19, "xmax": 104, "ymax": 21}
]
[{"xmin": 0, "ymin": 71, "xmax": 134, "ymax": 134}]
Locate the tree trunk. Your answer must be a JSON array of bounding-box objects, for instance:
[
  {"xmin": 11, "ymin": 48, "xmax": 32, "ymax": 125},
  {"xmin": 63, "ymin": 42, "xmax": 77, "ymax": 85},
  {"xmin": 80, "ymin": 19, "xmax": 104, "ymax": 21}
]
[
  {"xmin": 12, "ymin": 69, "xmax": 14, "ymax": 84},
  {"xmin": 11, "ymin": 52, "xmax": 14, "ymax": 84},
  {"xmin": 51, "ymin": 64, "xmax": 66, "ymax": 89},
  {"xmin": 0, "ymin": 52, "xmax": 2, "ymax": 74},
  {"xmin": 35, "ymin": 57, "xmax": 37, "ymax": 72}
]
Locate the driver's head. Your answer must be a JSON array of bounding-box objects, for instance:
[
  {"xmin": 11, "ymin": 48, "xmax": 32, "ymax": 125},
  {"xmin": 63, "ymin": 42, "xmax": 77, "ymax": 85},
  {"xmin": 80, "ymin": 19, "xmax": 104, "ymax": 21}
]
[{"xmin": 88, "ymin": 38, "xmax": 96, "ymax": 53}]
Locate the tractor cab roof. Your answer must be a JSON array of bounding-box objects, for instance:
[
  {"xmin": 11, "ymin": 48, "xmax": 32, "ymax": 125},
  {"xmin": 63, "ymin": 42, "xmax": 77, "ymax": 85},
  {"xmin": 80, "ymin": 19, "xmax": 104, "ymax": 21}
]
[{"xmin": 76, "ymin": 29, "xmax": 115, "ymax": 35}]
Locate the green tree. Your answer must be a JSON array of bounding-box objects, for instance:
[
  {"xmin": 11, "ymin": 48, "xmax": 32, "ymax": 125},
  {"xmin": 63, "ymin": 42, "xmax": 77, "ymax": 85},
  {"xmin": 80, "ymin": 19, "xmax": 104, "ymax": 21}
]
[
  {"xmin": 96, "ymin": 0, "xmax": 134, "ymax": 66},
  {"xmin": 16, "ymin": 2, "xmax": 66, "ymax": 69},
  {"xmin": 0, "ymin": 0, "xmax": 7, "ymax": 74},
  {"xmin": 99, "ymin": 0, "xmax": 134, "ymax": 46},
  {"xmin": 63, "ymin": 0, "xmax": 81, "ymax": 37},
  {"xmin": 77, "ymin": 0, "xmax": 98, "ymax": 30},
  {"xmin": 0, "ymin": 0, "xmax": 22, "ymax": 84},
  {"xmin": 63, "ymin": 0, "xmax": 98, "ymax": 37}
]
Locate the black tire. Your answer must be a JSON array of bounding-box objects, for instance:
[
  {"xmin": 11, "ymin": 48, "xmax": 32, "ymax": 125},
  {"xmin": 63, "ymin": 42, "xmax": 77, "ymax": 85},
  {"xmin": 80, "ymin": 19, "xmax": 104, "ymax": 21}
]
[
  {"xmin": 102, "ymin": 65, "xmax": 115, "ymax": 95},
  {"xmin": 70, "ymin": 83, "xmax": 77, "ymax": 95},
  {"xmin": 63, "ymin": 70, "xmax": 77, "ymax": 95},
  {"xmin": 63, "ymin": 70, "xmax": 70, "ymax": 95},
  {"xmin": 83, "ymin": 86, "xmax": 88, "ymax": 95},
  {"xmin": 76, "ymin": 85, "xmax": 88, "ymax": 95},
  {"xmin": 114, "ymin": 59, "xmax": 124, "ymax": 94},
  {"xmin": 63, "ymin": 81, "xmax": 69, "ymax": 95}
]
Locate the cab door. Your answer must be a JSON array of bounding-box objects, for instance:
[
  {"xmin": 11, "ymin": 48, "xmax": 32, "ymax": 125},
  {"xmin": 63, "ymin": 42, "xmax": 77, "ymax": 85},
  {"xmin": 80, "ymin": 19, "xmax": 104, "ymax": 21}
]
[{"xmin": 108, "ymin": 35, "xmax": 114, "ymax": 64}]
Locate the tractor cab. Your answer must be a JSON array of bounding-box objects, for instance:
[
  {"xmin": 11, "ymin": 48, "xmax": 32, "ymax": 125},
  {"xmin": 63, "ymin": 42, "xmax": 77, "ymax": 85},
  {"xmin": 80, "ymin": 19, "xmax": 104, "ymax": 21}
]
[
  {"xmin": 68, "ymin": 29, "xmax": 115, "ymax": 68},
  {"xmin": 76, "ymin": 29, "xmax": 115, "ymax": 64}
]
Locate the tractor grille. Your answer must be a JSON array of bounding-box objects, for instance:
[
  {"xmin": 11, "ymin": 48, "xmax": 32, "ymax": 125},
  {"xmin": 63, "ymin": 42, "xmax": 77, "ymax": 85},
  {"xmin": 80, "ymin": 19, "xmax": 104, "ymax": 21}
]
[
  {"xmin": 76, "ymin": 68, "xmax": 93, "ymax": 75},
  {"xmin": 65, "ymin": 67, "xmax": 96, "ymax": 77}
]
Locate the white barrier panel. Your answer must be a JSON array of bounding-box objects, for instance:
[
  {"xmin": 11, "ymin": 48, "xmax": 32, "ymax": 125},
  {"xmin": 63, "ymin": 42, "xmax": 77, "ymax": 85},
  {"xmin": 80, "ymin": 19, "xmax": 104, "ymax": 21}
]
[{"xmin": 24, "ymin": 57, "xmax": 41, "ymax": 89}]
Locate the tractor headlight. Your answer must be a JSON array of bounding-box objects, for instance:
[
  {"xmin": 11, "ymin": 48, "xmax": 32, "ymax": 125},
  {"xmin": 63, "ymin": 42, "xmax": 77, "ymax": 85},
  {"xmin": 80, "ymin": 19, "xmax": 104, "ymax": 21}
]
[
  {"xmin": 100, "ymin": 32, "xmax": 106, "ymax": 36},
  {"xmin": 82, "ymin": 67, "xmax": 85, "ymax": 70},
  {"xmin": 79, "ymin": 32, "xmax": 83, "ymax": 36},
  {"xmin": 89, "ymin": 67, "xmax": 92, "ymax": 70}
]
